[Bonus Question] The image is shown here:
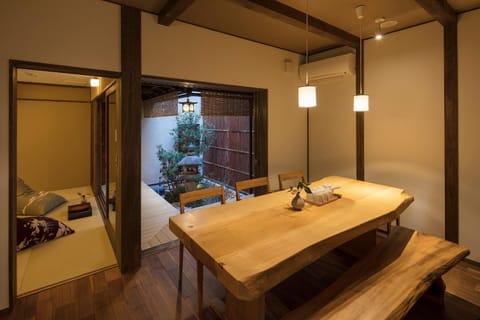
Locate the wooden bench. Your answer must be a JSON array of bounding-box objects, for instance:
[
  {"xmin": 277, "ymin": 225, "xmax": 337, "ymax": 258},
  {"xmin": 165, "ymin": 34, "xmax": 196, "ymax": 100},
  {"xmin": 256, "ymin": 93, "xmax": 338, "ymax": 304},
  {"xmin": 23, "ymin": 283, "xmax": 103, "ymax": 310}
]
[{"xmin": 283, "ymin": 226, "xmax": 470, "ymax": 320}]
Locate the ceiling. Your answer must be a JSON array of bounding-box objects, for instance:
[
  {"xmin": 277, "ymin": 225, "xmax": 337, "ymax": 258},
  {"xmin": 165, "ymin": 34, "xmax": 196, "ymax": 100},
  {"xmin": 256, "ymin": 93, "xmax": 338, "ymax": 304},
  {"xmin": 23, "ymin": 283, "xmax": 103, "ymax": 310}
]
[
  {"xmin": 18, "ymin": 0, "xmax": 480, "ymax": 100},
  {"xmin": 107, "ymin": 0, "xmax": 480, "ymax": 54}
]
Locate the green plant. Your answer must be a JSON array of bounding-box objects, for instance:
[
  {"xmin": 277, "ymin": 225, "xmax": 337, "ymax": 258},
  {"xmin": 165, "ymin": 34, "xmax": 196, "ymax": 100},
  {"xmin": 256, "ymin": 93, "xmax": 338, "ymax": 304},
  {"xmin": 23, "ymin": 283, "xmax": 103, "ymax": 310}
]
[
  {"xmin": 157, "ymin": 113, "xmax": 215, "ymax": 204},
  {"xmin": 164, "ymin": 184, "xmax": 185, "ymax": 203},
  {"xmin": 170, "ymin": 113, "xmax": 214, "ymax": 154},
  {"xmin": 156, "ymin": 145, "xmax": 183, "ymax": 192},
  {"xmin": 294, "ymin": 180, "xmax": 312, "ymax": 194}
]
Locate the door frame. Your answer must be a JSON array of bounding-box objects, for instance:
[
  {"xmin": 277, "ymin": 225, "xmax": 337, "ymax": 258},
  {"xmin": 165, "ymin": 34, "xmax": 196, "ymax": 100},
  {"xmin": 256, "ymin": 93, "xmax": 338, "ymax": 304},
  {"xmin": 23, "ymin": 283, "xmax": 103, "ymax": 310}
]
[
  {"xmin": 141, "ymin": 75, "xmax": 268, "ymax": 180},
  {"xmin": 91, "ymin": 81, "xmax": 119, "ymax": 249},
  {"xmin": 8, "ymin": 59, "xmax": 120, "ymax": 308}
]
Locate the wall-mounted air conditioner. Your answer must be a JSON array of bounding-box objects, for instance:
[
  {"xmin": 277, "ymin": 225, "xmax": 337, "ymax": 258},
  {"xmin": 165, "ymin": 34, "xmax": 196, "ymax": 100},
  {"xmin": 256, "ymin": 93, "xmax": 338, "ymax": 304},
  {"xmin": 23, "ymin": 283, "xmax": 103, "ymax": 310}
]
[{"xmin": 299, "ymin": 53, "xmax": 355, "ymax": 83}]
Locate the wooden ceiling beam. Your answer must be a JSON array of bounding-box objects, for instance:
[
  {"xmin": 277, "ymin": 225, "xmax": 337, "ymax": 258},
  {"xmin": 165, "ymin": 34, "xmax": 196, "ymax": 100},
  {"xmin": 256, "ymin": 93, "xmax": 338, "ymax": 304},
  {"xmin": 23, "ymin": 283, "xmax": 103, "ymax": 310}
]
[
  {"xmin": 414, "ymin": 0, "xmax": 457, "ymax": 26},
  {"xmin": 157, "ymin": 0, "xmax": 194, "ymax": 26},
  {"xmin": 238, "ymin": 0, "xmax": 358, "ymax": 49}
]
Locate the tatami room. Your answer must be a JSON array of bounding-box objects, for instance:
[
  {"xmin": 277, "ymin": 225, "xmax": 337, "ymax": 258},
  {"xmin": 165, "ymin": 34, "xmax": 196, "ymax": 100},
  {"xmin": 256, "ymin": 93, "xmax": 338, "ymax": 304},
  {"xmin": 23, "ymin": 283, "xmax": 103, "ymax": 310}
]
[{"xmin": 14, "ymin": 69, "xmax": 118, "ymax": 296}]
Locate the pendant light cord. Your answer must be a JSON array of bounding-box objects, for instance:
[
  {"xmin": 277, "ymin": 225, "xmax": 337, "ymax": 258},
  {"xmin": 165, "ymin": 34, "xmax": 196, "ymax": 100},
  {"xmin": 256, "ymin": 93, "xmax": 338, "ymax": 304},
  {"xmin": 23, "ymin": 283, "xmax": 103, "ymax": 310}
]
[
  {"xmin": 359, "ymin": 15, "xmax": 363, "ymax": 94},
  {"xmin": 305, "ymin": 0, "xmax": 309, "ymax": 85}
]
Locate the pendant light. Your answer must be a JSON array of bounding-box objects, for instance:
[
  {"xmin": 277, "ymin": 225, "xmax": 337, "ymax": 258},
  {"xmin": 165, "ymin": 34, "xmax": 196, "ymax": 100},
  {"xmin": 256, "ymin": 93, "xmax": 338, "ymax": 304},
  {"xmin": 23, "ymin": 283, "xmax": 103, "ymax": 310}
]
[
  {"xmin": 354, "ymin": 5, "xmax": 369, "ymax": 112},
  {"xmin": 298, "ymin": 0, "xmax": 316, "ymax": 108}
]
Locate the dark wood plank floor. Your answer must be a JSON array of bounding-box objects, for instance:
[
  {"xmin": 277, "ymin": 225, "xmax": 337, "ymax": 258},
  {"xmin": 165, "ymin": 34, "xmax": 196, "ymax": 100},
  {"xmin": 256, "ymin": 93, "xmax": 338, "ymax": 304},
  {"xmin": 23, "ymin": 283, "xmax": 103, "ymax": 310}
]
[{"xmin": 2, "ymin": 243, "xmax": 480, "ymax": 320}]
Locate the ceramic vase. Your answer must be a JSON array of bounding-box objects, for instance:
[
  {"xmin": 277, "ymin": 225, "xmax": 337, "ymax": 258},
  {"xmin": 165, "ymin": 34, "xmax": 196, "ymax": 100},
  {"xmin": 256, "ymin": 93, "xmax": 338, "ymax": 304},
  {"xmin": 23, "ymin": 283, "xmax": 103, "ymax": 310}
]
[{"xmin": 291, "ymin": 192, "xmax": 304, "ymax": 210}]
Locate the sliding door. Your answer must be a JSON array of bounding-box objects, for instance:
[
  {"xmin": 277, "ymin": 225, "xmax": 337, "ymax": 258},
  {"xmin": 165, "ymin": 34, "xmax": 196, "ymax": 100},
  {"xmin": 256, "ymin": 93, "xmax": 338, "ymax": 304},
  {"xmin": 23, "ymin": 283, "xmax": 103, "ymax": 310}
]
[{"xmin": 93, "ymin": 83, "xmax": 118, "ymax": 245}]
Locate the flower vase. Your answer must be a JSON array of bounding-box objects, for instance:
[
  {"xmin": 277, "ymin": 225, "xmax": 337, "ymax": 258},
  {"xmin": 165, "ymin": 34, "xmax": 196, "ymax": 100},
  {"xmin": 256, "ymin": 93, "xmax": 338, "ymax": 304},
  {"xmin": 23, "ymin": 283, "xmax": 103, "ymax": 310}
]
[{"xmin": 291, "ymin": 192, "xmax": 304, "ymax": 210}]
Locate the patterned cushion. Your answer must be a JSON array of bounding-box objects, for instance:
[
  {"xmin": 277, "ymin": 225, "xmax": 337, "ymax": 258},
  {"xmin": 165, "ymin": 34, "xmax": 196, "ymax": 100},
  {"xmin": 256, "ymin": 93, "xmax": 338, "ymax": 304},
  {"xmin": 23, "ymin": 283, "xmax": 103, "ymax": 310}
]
[{"xmin": 17, "ymin": 216, "xmax": 75, "ymax": 251}]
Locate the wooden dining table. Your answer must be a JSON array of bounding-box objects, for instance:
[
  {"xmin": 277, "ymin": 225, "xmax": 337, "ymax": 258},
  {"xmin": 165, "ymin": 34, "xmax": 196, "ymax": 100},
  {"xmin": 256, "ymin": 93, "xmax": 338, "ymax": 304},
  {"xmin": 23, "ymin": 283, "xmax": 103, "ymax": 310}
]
[{"xmin": 169, "ymin": 176, "xmax": 414, "ymax": 320}]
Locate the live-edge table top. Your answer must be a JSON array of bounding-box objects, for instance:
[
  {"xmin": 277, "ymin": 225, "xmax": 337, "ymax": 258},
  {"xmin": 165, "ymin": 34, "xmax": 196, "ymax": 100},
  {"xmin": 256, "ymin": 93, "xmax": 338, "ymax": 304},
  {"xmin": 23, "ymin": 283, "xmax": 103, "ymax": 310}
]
[{"xmin": 169, "ymin": 176, "xmax": 414, "ymax": 301}]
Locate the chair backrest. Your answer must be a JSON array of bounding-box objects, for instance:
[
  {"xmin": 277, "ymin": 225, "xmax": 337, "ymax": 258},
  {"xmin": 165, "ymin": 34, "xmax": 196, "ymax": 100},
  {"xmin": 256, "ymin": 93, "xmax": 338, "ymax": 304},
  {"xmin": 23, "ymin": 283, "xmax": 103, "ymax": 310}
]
[
  {"xmin": 179, "ymin": 186, "xmax": 225, "ymax": 214},
  {"xmin": 278, "ymin": 170, "xmax": 305, "ymax": 190},
  {"xmin": 235, "ymin": 177, "xmax": 270, "ymax": 201}
]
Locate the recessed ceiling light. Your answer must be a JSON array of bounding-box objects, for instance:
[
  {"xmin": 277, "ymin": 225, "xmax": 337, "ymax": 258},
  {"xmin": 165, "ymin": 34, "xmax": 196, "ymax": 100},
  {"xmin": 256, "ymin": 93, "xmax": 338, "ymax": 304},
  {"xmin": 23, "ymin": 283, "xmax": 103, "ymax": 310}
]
[{"xmin": 374, "ymin": 18, "xmax": 385, "ymax": 40}]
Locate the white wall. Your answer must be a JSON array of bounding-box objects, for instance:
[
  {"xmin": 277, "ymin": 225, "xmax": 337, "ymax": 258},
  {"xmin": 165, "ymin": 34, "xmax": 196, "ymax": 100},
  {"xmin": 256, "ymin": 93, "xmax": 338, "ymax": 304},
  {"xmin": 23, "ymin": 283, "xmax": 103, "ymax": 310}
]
[
  {"xmin": 458, "ymin": 9, "xmax": 480, "ymax": 262},
  {"xmin": 142, "ymin": 13, "xmax": 305, "ymax": 190},
  {"xmin": 309, "ymin": 76, "xmax": 356, "ymax": 181},
  {"xmin": 364, "ymin": 22, "xmax": 445, "ymax": 237},
  {"xmin": 142, "ymin": 116, "xmax": 177, "ymax": 185},
  {"xmin": 0, "ymin": 0, "xmax": 120, "ymax": 309}
]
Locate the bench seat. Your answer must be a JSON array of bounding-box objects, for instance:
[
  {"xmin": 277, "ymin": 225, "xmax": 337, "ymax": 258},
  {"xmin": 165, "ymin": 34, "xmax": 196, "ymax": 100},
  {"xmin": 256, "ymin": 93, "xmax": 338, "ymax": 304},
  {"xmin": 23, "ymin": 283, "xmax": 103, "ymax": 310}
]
[{"xmin": 283, "ymin": 226, "xmax": 470, "ymax": 320}]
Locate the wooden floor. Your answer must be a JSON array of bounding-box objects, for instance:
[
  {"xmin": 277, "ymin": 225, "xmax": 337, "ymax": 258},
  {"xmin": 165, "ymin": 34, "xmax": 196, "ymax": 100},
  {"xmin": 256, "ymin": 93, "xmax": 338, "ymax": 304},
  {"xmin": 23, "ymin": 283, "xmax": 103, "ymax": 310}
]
[
  {"xmin": 2, "ymin": 245, "xmax": 480, "ymax": 320},
  {"xmin": 141, "ymin": 182, "xmax": 178, "ymax": 251}
]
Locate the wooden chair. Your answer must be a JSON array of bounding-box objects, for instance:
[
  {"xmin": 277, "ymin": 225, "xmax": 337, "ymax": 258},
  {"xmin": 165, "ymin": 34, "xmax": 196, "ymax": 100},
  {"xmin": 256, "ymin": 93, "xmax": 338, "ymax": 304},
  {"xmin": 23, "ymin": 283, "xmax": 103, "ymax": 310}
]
[
  {"xmin": 278, "ymin": 170, "xmax": 306, "ymax": 190},
  {"xmin": 384, "ymin": 217, "xmax": 401, "ymax": 235},
  {"xmin": 235, "ymin": 177, "xmax": 270, "ymax": 201},
  {"xmin": 178, "ymin": 186, "xmax": 225, "ymax": 318}
]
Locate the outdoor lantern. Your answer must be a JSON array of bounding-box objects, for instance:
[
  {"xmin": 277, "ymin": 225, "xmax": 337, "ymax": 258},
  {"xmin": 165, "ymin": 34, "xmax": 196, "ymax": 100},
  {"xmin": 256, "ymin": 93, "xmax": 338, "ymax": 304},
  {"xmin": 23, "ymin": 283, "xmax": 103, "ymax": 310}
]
[{"xmin": 181, "ymin": 98, "xmax": 196, "ymax": 113}]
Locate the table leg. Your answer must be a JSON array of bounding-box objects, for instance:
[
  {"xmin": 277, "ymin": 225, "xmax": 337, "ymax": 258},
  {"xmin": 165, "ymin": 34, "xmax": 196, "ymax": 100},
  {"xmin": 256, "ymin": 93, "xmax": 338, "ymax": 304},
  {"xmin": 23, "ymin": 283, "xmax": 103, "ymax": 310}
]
[
  {"xmin": 225, "ymin": 291, "xmax": 265, "ymax": 320},
  {"xmin": 424, "ymin": 276, "xmax": 446, "ymax": 305}
]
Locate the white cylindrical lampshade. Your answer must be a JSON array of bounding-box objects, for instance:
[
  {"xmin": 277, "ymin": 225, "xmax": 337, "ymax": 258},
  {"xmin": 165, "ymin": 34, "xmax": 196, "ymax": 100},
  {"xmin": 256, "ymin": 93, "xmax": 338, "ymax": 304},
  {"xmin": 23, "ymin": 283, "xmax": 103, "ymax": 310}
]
[
  {"xmin": 298, "ymin": 86, "xmax": 317, "ymax": 108},
  {"xmin": 354, "ymin": 94, "xmax": 369, "ymax": 112}
]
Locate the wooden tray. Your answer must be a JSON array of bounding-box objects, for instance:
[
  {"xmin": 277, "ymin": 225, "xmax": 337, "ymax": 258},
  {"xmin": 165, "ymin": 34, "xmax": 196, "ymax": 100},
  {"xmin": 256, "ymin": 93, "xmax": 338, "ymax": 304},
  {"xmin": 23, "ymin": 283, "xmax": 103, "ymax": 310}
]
[{"xmin": 304, "ymin": 193, "xmax": 342, "ymax": 206}]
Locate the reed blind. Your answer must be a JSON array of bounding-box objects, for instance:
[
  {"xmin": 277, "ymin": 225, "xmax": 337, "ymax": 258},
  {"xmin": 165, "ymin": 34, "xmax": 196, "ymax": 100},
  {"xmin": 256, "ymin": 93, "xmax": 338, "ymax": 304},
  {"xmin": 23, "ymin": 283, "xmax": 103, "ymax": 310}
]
[
  {"xmin": 143, "ymin": 91, "xmax": 178, "ymax": 117},
  {"xmin": 201, "ymin": 91, "xmax": 252, "ymax": 116}
]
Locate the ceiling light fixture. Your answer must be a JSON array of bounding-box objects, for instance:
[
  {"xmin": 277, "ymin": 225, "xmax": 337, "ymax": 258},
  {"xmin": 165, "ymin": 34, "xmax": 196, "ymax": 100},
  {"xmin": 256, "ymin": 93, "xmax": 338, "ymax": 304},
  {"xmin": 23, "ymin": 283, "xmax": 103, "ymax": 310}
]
[
  {"xmin": 180, "ymin": 97, "xmax": 196, "ymax": 113},
  {"xmin": 354, "ymin": 5, "xmax": 369, "ymax": 112},
  {"xmin": 374, "ymin": 18, "xmax": 385, "ymax": 40},
  {"xmin": 90, "ymin": 78, "xmax": 100, "ymax": 88},
  {"xmin": 298, "ymin": 0, "xmax": 316, "ymax": 108}
]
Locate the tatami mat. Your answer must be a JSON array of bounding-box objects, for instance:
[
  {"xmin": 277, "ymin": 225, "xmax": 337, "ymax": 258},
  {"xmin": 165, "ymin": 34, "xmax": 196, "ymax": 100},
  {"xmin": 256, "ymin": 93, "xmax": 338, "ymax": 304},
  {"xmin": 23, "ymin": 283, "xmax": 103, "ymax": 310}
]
[
  {"xmin": 16, "ymin": 187, "xmax": 117, "ymax": 296},
  {"xmin": 17, "ymin": 183, "xmax": 180, "ymax": 295}
]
